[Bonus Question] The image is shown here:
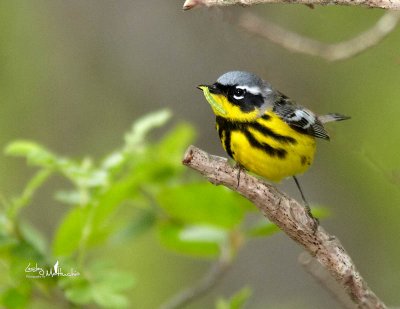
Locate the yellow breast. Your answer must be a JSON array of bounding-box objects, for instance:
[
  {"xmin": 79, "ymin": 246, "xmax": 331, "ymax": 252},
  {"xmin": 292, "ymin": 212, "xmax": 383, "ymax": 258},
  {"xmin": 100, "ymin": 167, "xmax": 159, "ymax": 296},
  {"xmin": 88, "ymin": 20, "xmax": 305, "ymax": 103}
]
[{"xmin": 216, "ymin": 111, "xmax": 316, "ymax": 182}]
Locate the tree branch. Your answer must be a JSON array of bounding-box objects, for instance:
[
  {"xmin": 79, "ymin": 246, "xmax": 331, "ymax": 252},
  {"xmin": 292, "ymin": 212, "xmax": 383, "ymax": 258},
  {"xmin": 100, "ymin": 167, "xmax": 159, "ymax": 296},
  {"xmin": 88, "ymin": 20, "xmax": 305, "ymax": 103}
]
[
  {"xmin": 182, "ymin": 145, "xmax": 387, "ymax": 309},
  {"xmin": 299, "ymin": 252, "xmax": 357, "ymax": 309},
  {"xmin": 159, "ymin": 244, "xmax": 232, "ymax": 309},
  {"xmin": 238, "ymin": 11, "xmax": 400, "ymax": 61},
  {"xmin": 183, "ymin": 0, "xmax": 400, "ymax": 10}
]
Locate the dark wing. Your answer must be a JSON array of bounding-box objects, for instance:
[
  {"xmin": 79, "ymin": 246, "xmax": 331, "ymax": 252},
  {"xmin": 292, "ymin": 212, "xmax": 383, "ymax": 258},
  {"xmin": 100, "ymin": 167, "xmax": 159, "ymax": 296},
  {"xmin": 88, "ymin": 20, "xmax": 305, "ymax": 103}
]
[{"xmin": 272, "ymin": 92, "xmax": 330, "ymax": 140}]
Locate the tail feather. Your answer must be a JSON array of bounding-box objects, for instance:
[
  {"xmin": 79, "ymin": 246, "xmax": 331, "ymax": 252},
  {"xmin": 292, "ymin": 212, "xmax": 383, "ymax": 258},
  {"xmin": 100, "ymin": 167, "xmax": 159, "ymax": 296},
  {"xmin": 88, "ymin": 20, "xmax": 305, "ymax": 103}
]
[{"xmin": 318, "ymin": 113, "xmax": 351, "ymax": 124}]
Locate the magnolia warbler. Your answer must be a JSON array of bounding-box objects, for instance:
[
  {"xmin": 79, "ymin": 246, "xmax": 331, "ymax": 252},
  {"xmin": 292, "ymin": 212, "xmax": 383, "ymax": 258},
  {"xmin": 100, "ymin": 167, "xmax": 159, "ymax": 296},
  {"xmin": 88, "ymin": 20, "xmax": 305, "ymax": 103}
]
[{"xmin": 198, "ymin": 71, "xmax": 350, "ymax": 219}]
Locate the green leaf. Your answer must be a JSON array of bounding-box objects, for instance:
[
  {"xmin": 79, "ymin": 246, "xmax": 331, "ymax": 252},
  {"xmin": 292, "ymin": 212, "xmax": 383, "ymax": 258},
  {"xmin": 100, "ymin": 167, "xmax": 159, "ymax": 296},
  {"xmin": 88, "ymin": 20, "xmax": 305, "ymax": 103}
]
[
  {"xmin": 1, "ymin": 287, "xmax": 29, "ymax": 309},
  {"xmin": 113, "ymin": 209, "xmax": 156, "ymax": 242},
  {"xmin": 90, "ymin": 176, "xmax": 140, "ymax": 226},
  {"xmin": 52, "ymin": 206, "xmax": 91, "ymax": 256},
  {"xmin": 57, "ymin": 157, "xmax": 108, "ymax": 190},
  {"xmin": 11, "ymin": 240, "xmax": 46, "ymax": 265},
  {"xmin": 86, "ymin": 177, "xmax": 147, "ymax": 246},
  {"xmin": 155, "ymin": 123, "xmax": 195, "ymax": 162},
  {"xmin": 5, "ymin": 140, "xmax": 56, "ymax": 167},
  {"xmin": 310, "ymin": 207, "xmax": 331, "ymax": 220},
  {"xmin": 96, "ymin": 271, "xmax": 135, "ymax": 292},
  {"xmin": 101, "ymin": 151, "xmax": 124, "ymax": 171},
  {"xmin": 54, "ymin": 166, "xmax": 156, "ymax": 256},
  {"xmin": 61, "ymin": 262, "xmax": 134, "ymax": 308},
  {"xmin": 158, "ymin": 222, "xmax": 226, "ymax": 257},
  {"xmin": 7, "ymin": 169, "xmax": 52, "ymax": 219},
  {"xmin": 64, "ymin": 276, "xmax": 133, "ymax": 308},
  {"xmin": 0, "ymin": 234, "xmax": 18, "ymax": 250},
  {"xmin": 92, "ymin": 286, "xmax": 129, "ymax": 308},
  {"xmin": 216, "ymin": 287, "xmax": 252, "ymax": 309},
  {"xmin": 157, "ymin": 183, "xmax": 251, "ymax": 228},
  {"xmin": 180, "ymin": 225, "xmax": 227, "ymax": 243},
  {"xmin": 53, "ymin": 170, "xmax": 146, "ymax": 256},
  {"xmin": 0, "ymin": 214, "xmax": 17, "ymax": 250},
  {"xmin": 64, "ymin": 282, "xmax": 92, "ymax": 305},
  {"xmin": 55, "ymin": 190, "xmax": 83, "ymax": 205},
  {"xmin": 79, "ymin": 168, "xmax": 108, "ymax": 188},
  {"xmin": 18, "ymin": 221, "xmax": 47, "ymax": 255},
  {"xmin": 124, "ymin": 109, "xmax": 172, "ymax": 151}
]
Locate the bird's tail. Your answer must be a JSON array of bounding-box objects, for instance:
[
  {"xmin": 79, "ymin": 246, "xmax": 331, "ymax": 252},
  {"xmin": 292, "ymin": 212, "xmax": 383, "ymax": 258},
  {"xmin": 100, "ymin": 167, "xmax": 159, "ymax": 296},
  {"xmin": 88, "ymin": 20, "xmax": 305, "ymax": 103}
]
[{"xmin": 318, "ymin": 113, "xmax": 351, "ymax": 124}]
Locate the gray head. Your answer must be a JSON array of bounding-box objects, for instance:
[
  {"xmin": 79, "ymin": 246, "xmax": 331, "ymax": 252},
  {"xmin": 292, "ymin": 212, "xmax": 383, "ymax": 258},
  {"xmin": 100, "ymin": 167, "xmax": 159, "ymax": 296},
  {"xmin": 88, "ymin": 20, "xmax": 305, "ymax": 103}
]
[
  {"xmin": 206, "ymin": 71, "xmax": 274, "ymax": 114},
  {"xmin": 217, "ymin": 71, "xmax": 265, "ymax": 91}
]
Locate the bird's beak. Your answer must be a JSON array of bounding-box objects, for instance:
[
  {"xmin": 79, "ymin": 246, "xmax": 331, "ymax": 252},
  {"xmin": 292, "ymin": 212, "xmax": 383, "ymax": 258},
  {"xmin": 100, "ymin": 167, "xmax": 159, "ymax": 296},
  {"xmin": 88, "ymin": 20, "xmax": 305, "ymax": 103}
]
[
  {"xmin": 197, "ymin": 84, "xmax": 221, "ymax": 94},
  {"xmin": 197, "ymin": 83, "xmax": 227, "ymax": 116}
]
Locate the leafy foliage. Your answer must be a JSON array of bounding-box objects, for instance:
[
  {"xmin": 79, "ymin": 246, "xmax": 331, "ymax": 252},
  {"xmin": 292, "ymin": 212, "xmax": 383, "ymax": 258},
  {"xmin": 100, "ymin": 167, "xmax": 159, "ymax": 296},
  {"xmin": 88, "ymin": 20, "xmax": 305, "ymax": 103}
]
[{"xmin": 0, "ymin": 110, "xmax": 328, "ymax": 308}]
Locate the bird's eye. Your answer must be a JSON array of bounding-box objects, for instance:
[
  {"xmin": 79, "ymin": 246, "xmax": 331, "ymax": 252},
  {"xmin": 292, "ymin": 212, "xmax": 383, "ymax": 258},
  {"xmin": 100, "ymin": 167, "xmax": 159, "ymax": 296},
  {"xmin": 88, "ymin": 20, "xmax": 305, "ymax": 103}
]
[{"xmin": 233, "ymin": 87, "xmax": 245, "ymax": 99}]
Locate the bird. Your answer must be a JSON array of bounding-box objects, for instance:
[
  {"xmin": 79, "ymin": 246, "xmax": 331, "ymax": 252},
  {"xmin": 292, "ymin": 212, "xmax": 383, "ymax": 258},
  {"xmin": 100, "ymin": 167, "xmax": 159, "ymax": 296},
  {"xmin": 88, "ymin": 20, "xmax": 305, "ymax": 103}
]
[{"xmin": 198, "ymin": 71, "xmax": 350, "ymax": 220}]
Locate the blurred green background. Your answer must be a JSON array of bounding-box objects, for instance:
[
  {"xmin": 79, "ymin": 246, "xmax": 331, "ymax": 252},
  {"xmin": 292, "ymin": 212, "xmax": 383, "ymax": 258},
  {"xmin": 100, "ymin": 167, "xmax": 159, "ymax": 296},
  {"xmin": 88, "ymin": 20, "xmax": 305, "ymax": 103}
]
[{"xmin": 1, "ymin": 1, "xmax": 399, "ymax": 308}]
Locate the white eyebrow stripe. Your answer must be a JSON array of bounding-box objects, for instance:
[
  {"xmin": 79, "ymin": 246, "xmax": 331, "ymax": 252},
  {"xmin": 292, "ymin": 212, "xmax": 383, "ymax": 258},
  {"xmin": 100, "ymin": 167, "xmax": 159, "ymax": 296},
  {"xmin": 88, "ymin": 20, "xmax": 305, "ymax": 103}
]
[{"xmin": 236, "ymin": 85, "xmax": 261, "ymax": 95}]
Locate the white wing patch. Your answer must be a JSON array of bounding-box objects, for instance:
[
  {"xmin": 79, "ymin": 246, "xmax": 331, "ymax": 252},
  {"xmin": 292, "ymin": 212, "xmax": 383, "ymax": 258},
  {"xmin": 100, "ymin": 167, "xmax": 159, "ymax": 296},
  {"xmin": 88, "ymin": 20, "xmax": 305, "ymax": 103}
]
[
  {"xmin": 272, "ymin": 92, "xmax": 331, "ymax": 140},
  {"xmin": 289, "ymin": 109, "xmax": 316, "ymax": 129}
]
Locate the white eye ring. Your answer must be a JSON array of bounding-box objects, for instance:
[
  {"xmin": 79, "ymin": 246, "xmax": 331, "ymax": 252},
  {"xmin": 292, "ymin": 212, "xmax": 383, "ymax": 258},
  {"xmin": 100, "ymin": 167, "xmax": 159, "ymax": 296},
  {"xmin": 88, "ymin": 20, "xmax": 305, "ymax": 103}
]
[{"xmin": 233, "ymin": 87, "xmax": 245, "ymax": 100}]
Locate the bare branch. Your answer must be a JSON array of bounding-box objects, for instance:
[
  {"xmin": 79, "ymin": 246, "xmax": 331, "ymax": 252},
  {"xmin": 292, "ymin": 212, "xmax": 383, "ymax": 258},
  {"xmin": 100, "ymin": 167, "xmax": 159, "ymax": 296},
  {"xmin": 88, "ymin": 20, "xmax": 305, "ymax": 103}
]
[
  {"xmin": 183, "ymin": 0, "xmax": 400, "ymax": 10},
  {"xmin": 238, "ymin": 11, "xmax": 400, "ymax": 61},
  {"xmin": 182, "ymin": 145, "xmax": 387, "ymax": 309},
  {"xmin": 299, "ymin": 252, "xmax": 357, "ymax": 309},
  {"xmin": 159, "ymin": 244, "xmax": 232, "ymax": 309}
]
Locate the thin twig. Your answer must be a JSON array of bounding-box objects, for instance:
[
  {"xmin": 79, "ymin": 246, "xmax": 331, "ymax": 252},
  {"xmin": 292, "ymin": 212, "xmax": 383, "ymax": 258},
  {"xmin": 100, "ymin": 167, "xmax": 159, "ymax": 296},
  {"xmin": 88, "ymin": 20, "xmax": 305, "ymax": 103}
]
[
  {"xmin": 159, "ymin": 244, "xmax": 232, "ymax": 309},
  {"xmin": 299, "ymin": 252, "xmax": 356, "ymax": 309},
  {"xmin": 182, "ymin": 145, "xmax": 387, "ymax": 309},
  {"xmin": 183, "ymin": 0, "xmax": 400, "ymax": 10},
  {"xmin": 238, "ymin": 11, "xmax": 400, "ymax": 61}
]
